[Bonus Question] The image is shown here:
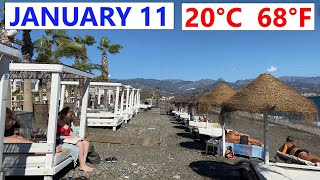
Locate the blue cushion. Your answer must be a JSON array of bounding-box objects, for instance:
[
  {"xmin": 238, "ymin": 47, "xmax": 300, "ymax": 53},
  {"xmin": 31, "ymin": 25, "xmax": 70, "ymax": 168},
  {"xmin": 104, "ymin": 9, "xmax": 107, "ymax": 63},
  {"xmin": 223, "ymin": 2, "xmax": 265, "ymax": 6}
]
[{"xmin": 219, "ymin": 141, "xmax": 264, "ymax": 159}]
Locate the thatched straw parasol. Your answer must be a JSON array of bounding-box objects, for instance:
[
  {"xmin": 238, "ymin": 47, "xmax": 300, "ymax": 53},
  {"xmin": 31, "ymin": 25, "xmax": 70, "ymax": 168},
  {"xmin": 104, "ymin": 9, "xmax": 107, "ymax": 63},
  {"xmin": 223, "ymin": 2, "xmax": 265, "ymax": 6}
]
[
  {"xmin": 220, "ymin": 73, "xmax": 318, "ymax": 164},
  {"xmin": 198, "ymin": 82, "xmax": 237, "ymax": 109},
  {"xmin": 171, "ymin": 93, "xmax": 201, "ymax": 113}
]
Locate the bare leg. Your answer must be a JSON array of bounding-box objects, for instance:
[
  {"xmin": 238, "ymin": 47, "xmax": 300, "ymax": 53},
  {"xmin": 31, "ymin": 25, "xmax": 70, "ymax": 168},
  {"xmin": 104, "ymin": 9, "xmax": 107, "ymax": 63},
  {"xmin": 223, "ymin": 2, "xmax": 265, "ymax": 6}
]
[
  {"xmin": 4, "ymin": 137, "xmax": 32, "ymax": 143},
  {"xmin": 249, "ymin": 138, "xmax": 264, "ymax": 147},
  {"xmin": 300, "ymin": 153, "xmax": 320, "ymax": 163},
  {"xmin": 76, "ymin": 141, "xmax": 93, "ymax": 172},
  {"xmin": 82, "ymin": 140, "xmax": 93, "ymax": 168}
]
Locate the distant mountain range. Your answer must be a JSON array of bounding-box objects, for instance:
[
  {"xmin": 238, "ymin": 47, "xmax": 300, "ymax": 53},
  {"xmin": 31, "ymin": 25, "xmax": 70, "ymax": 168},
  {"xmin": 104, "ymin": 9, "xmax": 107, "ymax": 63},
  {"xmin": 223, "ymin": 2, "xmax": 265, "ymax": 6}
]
[{"xmin": 109, "ymin": 76, "xmax": 320, "ymax": 96}]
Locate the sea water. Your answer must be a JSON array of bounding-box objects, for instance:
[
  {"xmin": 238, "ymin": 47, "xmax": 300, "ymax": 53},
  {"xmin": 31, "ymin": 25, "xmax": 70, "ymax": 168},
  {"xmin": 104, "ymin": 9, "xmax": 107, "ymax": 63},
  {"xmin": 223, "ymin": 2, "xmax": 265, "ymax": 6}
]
[{"xmin": 307, "ymin": 96, "xmax": 320, "ymax": 126}]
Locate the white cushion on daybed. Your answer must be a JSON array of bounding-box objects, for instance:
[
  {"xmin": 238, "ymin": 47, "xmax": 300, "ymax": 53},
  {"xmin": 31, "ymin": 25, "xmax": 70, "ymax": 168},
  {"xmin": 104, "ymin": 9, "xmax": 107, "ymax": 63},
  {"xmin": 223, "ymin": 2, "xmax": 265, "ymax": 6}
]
[{"xmin": 2, "ymin": 149, "xmax": 72, "ymax": 168}]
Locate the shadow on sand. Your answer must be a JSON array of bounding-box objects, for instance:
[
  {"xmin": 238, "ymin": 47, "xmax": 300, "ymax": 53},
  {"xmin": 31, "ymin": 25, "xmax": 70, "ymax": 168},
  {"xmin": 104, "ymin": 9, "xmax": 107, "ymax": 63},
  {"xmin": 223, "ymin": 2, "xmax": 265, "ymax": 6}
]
[
  {"xmin": 176, "ymin": 132, "xmax": 196, "ymax": 139},
  {"xmin": 173, "ymin": 125, "xmax": 187, "ymax": 130},
  {"xmin": 170, "ymin": 121, "xmax": 182, "ymax": 125},
  {"xmin": 179, "ymin": 141, "xmax": 206, "ymax": 151},
  {"xmin": 189, "ymin": 160, "xmax": 259, "ymax": 180}
]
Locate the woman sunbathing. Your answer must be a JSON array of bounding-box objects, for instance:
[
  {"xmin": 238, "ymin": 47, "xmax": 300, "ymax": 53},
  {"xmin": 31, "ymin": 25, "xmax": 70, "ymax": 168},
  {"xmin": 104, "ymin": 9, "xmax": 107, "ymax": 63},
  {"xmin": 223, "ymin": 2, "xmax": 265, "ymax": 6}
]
[
  {"xmin": 57, "ymin": 107, "xmax": 93, "ymax": 173},
  {"xmin": 279, "ymin": 136, "xmax": 320, "ymax": 164}
]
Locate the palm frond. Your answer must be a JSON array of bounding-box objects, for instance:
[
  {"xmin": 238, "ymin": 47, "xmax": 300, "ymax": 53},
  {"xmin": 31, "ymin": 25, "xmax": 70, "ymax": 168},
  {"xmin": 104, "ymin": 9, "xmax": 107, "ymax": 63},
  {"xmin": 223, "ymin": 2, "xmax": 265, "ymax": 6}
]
[
  {"xmin": 108, "ymin": 44, "xmax": 123, "ymax": 54},
  {"xmin": 83, "ymin": 35, "xmax": 96, "ymax": 45},
  {"xmin": 99, "ymin": 36, "xmax": 110, "ymax": 48}
]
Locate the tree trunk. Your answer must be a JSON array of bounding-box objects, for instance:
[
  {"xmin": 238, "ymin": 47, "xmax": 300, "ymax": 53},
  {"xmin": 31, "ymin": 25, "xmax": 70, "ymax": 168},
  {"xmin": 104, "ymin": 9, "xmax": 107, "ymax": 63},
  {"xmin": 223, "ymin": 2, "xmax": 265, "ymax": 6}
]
[
  {"xmin": 22, "ymin": 54, "xmax": 33, "ymax": 112},
  {"xmin": 66, "ymin": 86, "xmax": 72, "ymax": 103},
  {"xmin": 101, "ymin": 52, "xmax": 108, "ymax": 81},
  {"xmin": 101, "ymin": 52, "xmax": 109, "ymax": 108},
  {"xmin": 38, "ymin": 79, "xmax": 43, "ymax": 104},
  {"xmin": 21, "ymin": 30, "xmax": 34, "ymax": 112}
]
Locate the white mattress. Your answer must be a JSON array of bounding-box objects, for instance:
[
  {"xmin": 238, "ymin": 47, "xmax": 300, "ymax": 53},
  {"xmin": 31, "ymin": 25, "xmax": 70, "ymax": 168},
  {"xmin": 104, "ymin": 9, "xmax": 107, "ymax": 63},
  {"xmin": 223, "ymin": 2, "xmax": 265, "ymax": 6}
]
[
  {"xmin": 198, "ymin": 127, "xmax": 223, "ymax": 137},
  {"xmin": 3, "ymin": 149, "xmax": 72, "ymax": 168}
]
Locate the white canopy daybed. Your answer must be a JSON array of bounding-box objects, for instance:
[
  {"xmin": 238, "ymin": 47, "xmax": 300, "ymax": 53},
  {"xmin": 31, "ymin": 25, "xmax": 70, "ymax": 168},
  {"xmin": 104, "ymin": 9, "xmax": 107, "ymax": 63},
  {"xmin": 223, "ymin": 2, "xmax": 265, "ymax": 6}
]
[
  {"xmin": 2, "ymin": 63, "xmax": 93, "ymax": 180},
  {"xmin": 86, "ymin": 82, "xmax": 126, "ymax": 131}
]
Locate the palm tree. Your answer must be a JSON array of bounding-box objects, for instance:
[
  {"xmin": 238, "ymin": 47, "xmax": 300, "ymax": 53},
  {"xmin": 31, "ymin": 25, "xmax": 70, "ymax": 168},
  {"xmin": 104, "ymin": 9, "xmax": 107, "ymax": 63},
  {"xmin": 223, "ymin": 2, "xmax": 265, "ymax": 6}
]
[
  {"xmin": 73, "ymin": 35, "xmax": 96, "ymax": 66},
  {"xmin": 97, "ymin": 36, "xmax": 123, "ymax": 81},
  {"xmin": 97, "ymin": 37, "xmax": 122, "ymax": 108},
  {"xmin": 21, "ymin": 30, "xmax": 34, "ymax": 112},
  {"xmin": 72, "ymin": 59, "xmax": 101, "ymax": 106},
  {"xmin": 33, "ymin": 30, "xmax": 87, "ymax": 104}
]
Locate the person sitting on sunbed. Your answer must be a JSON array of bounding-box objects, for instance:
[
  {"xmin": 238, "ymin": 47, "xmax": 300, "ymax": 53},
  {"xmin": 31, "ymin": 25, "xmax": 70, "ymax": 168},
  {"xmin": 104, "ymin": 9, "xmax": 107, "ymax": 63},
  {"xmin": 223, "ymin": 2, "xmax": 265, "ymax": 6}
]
[
  {"xmin": 65, "ymin": 109, "xmax": 81, "ymax": 136},
  {"xmin": 279, "ymin": 136, "xmax": 320, "ymax": 164},
  {"xmin": 217, "ymin": 129, "xmax": 264, "ymax": 147},
  {"xmin": 57, "ymin": 107, "xmax": 93, "ymax": 173},
  {"xmin": 4, "ymin": 107, "xmax": 62, "ymax": 153},
  {"xmin": 4, "ymin": 107, "xmax": 28, "ymax": 137}
]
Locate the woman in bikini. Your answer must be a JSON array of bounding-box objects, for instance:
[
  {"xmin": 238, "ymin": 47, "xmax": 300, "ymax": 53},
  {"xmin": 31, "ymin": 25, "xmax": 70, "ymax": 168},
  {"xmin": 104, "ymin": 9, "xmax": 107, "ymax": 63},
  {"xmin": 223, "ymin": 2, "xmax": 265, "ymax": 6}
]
[{"xmin": 279, "ymin": 136, "xmax": 320, "ymax": 164}]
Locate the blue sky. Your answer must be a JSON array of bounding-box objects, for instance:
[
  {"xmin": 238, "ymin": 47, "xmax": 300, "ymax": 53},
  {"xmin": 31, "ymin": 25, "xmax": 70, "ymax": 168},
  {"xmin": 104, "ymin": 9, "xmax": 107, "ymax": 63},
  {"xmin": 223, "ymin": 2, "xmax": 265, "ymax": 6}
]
[{"xmin": 1, "ymin": 0, "xmax": 320, "ymax": 82}]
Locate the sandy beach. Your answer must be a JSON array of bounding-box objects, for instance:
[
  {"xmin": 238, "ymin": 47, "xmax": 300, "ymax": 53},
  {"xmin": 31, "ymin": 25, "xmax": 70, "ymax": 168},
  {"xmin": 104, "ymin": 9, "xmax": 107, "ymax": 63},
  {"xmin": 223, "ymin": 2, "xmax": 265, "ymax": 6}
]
[{"xmin": 57, "ymin": 108, "xmax": 320, "ymax": 179}]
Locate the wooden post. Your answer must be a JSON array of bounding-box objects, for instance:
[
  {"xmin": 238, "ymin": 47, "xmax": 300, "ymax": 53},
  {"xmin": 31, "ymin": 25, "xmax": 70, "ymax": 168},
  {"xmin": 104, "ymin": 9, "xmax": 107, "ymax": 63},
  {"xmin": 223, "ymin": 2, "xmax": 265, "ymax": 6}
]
[
  {"xmin": 206, "ymin": 111, "xmax": 209, "ymax": 129},
  {"xmin": 108, "ymin": 90, "xmax": 112, "ymax": 105},
  {"xmin": 222, "ymin": 123, "xmax": 226, "ymax": 157},
  {"xmin": 264, "ymin": 112, "xmax": 269, "ymax": 165},
  {"xmin": 129, "ymin": 90, "xmax": 133, "ymax": 114},
  {"xmin": 114, "ymin": 86, "xmax": 120, "ymax": 115},
  {"xmin": 45, "ymin": 73, "xmax": 61, "ymax": 169},
  {"xmin": 97, "ymin": 88, "xmax": 101, "ymax": 105},
  {"xmin": 73, "ymin": 87, "xmax": 78, "ymax": 111},
  {"xmin": 138, "ymin": 90, "xmax": 140, "ymax": 111},
  {"xmin": 120, "ymin": 89, "xmax": 124, "ymax": 116},
  {"xmin": 0, "ymin": 58, "xmax": 10, "ymax": 179},
  {"xmin": 59, "ymin": 84, "xmax": 66, "ymax": 111},
  {"xmin": 79, "ymin": 78, "xmax": 90, "ymax": 138},
  {"xmin": 133, "ymin": 90, "xmax": 137, "ymax": 113},
  {"xmin": 125, "ymin": 87, "xmax": 130, "ymax": 113}
]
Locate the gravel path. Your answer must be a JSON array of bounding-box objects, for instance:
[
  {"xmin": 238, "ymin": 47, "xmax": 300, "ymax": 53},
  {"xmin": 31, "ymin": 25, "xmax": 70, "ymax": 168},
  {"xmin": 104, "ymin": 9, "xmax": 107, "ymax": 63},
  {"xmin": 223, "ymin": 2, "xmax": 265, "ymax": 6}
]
[{"xmin": 60, "ymin": 109, "xmax": 247, "ymax": 179}]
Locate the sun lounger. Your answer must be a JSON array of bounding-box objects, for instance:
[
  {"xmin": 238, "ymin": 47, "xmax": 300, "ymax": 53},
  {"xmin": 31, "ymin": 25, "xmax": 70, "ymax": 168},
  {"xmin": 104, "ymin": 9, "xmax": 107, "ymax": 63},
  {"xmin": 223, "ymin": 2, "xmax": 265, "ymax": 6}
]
[
  {"xmin": 276, "ymin": 151, "xmax": 317, "ymax": 166},
  {"xmin": 218, "ymin": 141, "xmax": 264, "ymax": 159}
]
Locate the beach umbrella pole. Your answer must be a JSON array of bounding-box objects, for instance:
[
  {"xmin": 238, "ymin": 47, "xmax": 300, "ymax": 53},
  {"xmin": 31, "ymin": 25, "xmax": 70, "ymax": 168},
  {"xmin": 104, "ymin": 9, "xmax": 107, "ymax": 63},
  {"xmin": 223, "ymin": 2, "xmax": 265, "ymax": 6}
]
[
  {"xmin": 206, "ymin": 111, "xmax": 209, "ymax": 128},
  {"xmin": 222, "ymin": 123, "xmax": 226, "ymax": 157},
  {"xmin": 263, "ymin": 112, "xmax": 269, "ymax": 165}
]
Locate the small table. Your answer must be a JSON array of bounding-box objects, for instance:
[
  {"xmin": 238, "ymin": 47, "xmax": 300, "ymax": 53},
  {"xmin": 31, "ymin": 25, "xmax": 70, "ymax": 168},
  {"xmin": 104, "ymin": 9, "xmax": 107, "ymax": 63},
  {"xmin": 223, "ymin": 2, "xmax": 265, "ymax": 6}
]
[{"xmin": 205, "ymin": 138, "xmax": 220, "ymax": 156}]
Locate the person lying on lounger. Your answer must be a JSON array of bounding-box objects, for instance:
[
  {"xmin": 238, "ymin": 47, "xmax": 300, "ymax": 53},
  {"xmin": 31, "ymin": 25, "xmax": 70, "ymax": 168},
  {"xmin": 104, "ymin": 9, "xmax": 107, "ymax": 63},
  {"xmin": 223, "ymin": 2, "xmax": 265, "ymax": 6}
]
[
  {"xmin": 217, "ymin": 129, "xmax": 264, "ymax": 147},
  {"xmin": 279, "ymin": 136, "xmax": 320, "ymax": 164}
]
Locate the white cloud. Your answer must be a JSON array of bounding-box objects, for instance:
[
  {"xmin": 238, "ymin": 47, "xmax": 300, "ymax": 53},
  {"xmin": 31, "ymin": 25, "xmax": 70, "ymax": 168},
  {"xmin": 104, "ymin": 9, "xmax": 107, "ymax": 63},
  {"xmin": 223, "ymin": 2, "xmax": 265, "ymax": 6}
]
[
  {"xmin": 108, "ymin": 74, "xmax": 111, "ymax": 78},
  {"xmin": 267, "ymin": 66, "xmax": 277, "ymax": 73}
]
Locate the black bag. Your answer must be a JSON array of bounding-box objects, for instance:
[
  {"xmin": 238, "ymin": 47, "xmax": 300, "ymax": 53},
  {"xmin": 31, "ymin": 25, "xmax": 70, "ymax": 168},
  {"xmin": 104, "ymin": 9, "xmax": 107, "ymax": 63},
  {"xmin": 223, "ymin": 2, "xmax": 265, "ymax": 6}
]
[{"xmin": 87, "ymin": 145, "xmax": 101, "ymax": 164}]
